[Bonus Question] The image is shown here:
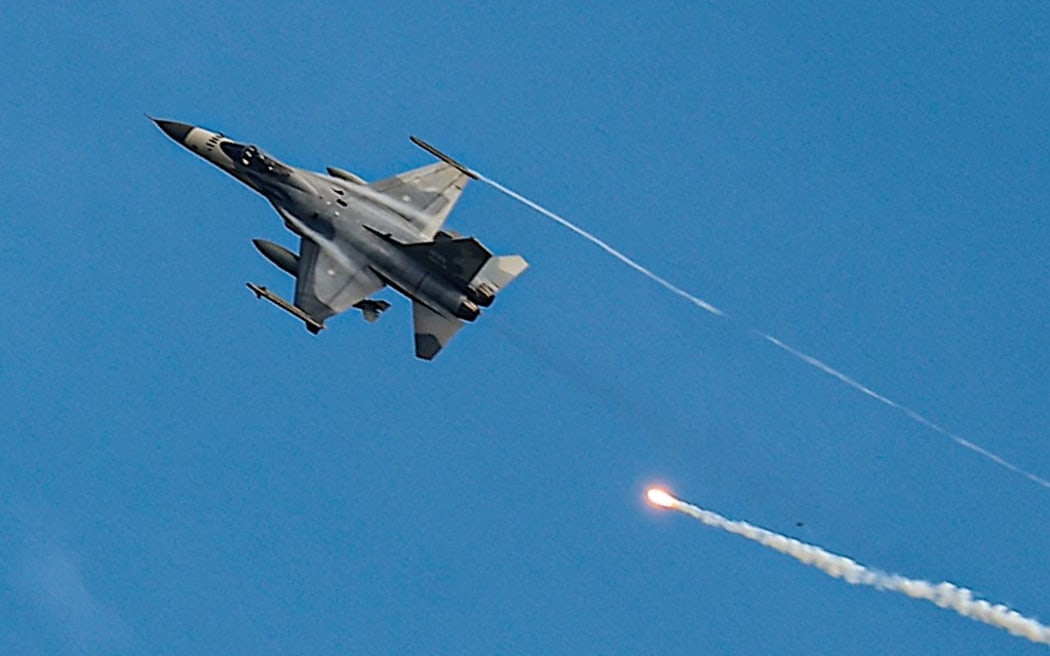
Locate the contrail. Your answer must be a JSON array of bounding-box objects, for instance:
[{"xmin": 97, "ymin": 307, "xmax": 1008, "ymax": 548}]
[
  {"xmin": 474, "ymin": 172, "xmax": 1048, "ymax": 490},
  {"xmin": 475, "ymin": 174, "xmax": 725, "ymax": 316},
  {"xmin": 756, "ymin": 332, "xmax": 1050, "ymax": 489},
  {"xmin": 647, "ymin": 488, "xmax": 1050, "ymax": 646}
]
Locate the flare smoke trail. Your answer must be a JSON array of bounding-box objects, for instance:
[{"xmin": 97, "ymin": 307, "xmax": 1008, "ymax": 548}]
[
  {"xmin": 648, "ymin": 489, "xmax": 1050, "ymax": 646},
  {"xmin": 473, "ymin": 172, "xmax": 1049, "ymax": 491}
]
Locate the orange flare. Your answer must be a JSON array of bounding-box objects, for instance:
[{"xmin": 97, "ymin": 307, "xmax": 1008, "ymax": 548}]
[{"xmin": 647, "ymin": 488, "xmax": 677, "ymax": 508}]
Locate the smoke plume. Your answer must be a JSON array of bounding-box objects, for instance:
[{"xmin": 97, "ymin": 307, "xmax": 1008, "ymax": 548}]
[{"xmin": 658, "ymin": 491, "xmax": 1050, "ymax": 646}]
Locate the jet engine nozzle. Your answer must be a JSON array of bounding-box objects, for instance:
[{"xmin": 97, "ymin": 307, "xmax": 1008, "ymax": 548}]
[
  {"xmin": 454, "ymin": 300, "xmax": 480, "ymax": 322},
  {"xmin": 467, "ymin": 283, "xmax": 496, "ymax": 307}
]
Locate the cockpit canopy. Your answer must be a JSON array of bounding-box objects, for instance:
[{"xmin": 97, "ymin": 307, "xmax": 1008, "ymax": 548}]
[{"xmin": 220, "ymin": 142, "xmax": 291, "ymax": 177}]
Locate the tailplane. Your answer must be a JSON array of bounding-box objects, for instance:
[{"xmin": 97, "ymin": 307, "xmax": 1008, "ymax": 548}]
[{"xmin": 466, "ymin": 255, "xmax": 528, "ymax": 306}]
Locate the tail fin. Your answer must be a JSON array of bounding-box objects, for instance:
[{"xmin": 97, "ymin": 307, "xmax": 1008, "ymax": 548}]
[{"xmin": 412, "ymin": 300, "xmax": 464, "ymax": 360}]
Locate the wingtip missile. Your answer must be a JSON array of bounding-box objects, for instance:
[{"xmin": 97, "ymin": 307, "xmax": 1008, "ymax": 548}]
[{"xmin": 410, "ymin": 136, "xmax": 478, "ymax": 179}]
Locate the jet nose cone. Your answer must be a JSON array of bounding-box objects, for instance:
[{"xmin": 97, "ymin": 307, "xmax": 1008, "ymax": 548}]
[{"xmin": 151, "ymin": 117, "xmax": 194, "ymax": 143}]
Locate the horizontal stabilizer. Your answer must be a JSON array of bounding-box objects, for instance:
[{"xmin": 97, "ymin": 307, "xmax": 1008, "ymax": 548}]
[{"xmin": 471, "ymin": 254, "xmax": 528, "ymax": 292}]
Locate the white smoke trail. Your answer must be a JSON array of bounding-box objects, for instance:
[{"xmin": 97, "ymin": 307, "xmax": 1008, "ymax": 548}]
[
  {"xmin": 475, "ymin": 174, "xmax": 726, "ymax": 316},
  {"xmin": 657, "ymin": 490, "xmax": 1050, "ymax": 646},
  {"xmin": 756, "ymin": 333, "xmax": 1050, "ymax": 489},
  {"xmin": 474, "ymin": 173, "xmax": 1049, "ymax": 490}
]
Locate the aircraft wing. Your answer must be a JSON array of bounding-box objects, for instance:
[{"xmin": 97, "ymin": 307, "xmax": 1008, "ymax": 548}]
[
  {"xmin": 411, "ymin": 301, "xmax": 464, "ymax": 360},
  {"xmin": 294, "ymin": 238, "xmax": 385, "ymax": 323},
  {"xmin": 367, "ymin": 162, "xmax": 470, "ymax": 239}
]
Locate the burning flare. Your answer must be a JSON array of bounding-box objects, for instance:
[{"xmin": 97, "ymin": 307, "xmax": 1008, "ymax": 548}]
[
  {"xmin": 646, "ymin": 488, "xmax": 677, "ymax": 509},
  {"xmin": 655, "ymin": 488, "xmax": 1050, "ymax": 647}
]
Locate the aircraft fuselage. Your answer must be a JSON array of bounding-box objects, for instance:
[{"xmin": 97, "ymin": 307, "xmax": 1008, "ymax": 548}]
[{"xmin": 154, "ymin": 119, "xmax": 479, "ymax": 321}]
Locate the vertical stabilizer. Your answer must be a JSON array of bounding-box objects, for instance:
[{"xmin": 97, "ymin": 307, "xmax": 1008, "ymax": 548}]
[{"xmin": 411, "ymin": 301, "xmax": 464, "ymax": 360}]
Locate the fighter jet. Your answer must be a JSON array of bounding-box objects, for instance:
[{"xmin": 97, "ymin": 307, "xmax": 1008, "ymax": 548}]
[{"xmin": 151, "ymin": 118, "xmax": 527, "ymax": 360}]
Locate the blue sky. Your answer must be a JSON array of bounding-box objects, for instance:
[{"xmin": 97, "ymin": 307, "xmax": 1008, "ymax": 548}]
[{"xmin": 2, "ymin": 2, "xmax": 1049, "ymax": 654}]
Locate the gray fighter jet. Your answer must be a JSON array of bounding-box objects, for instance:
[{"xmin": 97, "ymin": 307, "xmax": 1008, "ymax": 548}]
[{"xmin": 152, "ymin": 118, "xmax": 527, "ymax": 360}]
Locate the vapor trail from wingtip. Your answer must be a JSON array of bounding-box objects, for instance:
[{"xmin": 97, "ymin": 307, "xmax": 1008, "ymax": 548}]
[
  {"xmin": 474, "ymin": 172, "xmax": 1049, "ymax": 491},
  {"xmin": 653, "ymin": 490, "xmax": 1050, "ymax": 646},
  {"xmin": 475, "ymin": 174, "xmax": 726, "ymax": 317},
  {"xmin": 756, "ymin": 332, "xmax": 1050, "ymax": 490}
]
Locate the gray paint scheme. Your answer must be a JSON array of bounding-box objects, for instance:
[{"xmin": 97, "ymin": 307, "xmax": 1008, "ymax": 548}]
[{"xmin": 152, "ymin": 118, "xmax": 528, "ymax": 360}]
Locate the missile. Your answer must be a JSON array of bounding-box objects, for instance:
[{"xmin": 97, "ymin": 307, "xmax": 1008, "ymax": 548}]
[
  {"xmin": 247, "ymin": 282, "xmax": 324, "ymax": 334},
  {"xmin": 409, "ymin": 136, "xmax": 478, "ymax": 179},
  {"xmin": 326, "ymin": 166, "xmax": 367, "ymax": 184},
  {"xmin": 252, "ymin": 239, "xmax": 299, "ymax": 276}
]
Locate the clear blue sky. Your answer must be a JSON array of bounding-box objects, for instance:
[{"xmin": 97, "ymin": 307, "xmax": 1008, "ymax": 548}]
[{"xmin": 2, "ymin": 3, "xmax": 1049, "ymax": 654}]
